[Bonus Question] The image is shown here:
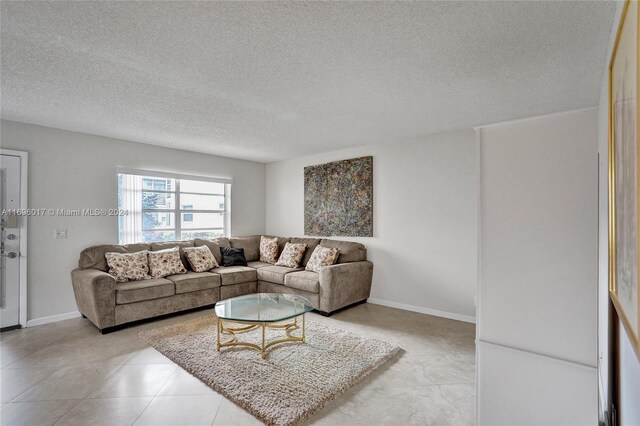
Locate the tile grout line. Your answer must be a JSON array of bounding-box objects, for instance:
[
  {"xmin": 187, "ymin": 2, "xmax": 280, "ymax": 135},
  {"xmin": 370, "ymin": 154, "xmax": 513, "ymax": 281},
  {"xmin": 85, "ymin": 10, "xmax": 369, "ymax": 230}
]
[
  {"xmin": 7, "ymin": 355, "xmax": 131, "ymax": 403},
  {"xmin": 5, "ymin": 367, "xmax": 59, "ymax": 403},
  {"xmin": 209, "ymin": 395, "xmax": 225, "ymax": 426},
  {"xmin": 130, "ymin": 396, "xmax": 156, "ymax": 426},
  {"xmin": 50, "ymin": 399, "xmax": 85, "ymax": 426},
  {"xmin": 13, "ymin": 362, "xmax": 127, "ymax": 426},
  {"xmin": 79, "ymin": 362, "xmax": 127, "ymax": 400},
  {"xmin": 130, "ymin": 364, "xmax": 179, "ymax": 425}
]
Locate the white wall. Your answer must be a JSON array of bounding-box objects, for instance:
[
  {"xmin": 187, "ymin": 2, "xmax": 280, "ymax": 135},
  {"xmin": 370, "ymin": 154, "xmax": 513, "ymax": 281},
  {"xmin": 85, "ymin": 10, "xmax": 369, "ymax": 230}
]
[
  {"xmin": 266, "ymin": 129, "xmax": 478, "ymax": 322},
  {"xmin": 477, "ymin": 342, "xmax": 598, "ymax": 426},
  {"xmin": 597, "ymin": 1, "xmax": 640, "ymax": 423},
  {"xmin": 477, "ymin": 108, "xmax": 599, "ymax": 424},
  {"xmin": 619, "ymin": 317, "xmax": 640, "ymax": 425},
  {"xmin": 0, "ymin": 119, "xmax": 266, "ymax": 322}
]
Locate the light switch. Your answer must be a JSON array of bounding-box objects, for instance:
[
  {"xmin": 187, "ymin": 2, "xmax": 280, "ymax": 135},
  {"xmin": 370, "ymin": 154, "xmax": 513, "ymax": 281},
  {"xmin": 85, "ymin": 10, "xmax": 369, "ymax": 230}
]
[
  {"xmin": 54, "ymin": 229, "xmax": 67, "ymax": 239},
  {"xmin": 3, "ymin": 214, "xmax": 18, "ymax": 228}
]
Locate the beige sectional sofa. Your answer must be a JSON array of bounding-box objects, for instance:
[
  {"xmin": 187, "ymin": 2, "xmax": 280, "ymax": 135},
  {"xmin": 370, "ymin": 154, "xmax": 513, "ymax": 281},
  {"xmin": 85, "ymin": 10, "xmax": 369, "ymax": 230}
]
[{"xmin": 71, "ymin": 236, "xmax": 373, "ymax": 333}]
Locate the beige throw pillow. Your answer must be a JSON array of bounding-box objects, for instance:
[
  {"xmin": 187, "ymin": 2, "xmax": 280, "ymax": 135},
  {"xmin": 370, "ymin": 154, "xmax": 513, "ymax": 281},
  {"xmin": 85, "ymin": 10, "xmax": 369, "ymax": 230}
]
[
  {"xmin": 148, "ymin": 247, "xmax": 187, "ymax": 278},
  {"xmin": 105, "ymin": 251, "xmax": 149, "ymax": 283},
  {"xmin": 259, "ymin": 236, "xmax": 279, "ymax": 264},
  {"xmin": 275, "ymin": 242, "xmax": 307, "ymax": 268},
  {"xmin": 305, "ymin": 246, "xmax": 340, "ymax": 272},
  {"xmin": 184, "ymin": 245, "xmax": 219, "ymax": 272}
]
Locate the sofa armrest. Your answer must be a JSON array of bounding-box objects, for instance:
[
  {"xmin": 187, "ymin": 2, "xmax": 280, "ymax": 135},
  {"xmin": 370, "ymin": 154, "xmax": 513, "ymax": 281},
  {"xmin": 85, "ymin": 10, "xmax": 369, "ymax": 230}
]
[
  {"xmin": 71, "ymin": 268, "xmax": 117, "ymax": 329},
  {"xmin": 318, "ymin": 261, "xmax": 373, "ymax": 313}
]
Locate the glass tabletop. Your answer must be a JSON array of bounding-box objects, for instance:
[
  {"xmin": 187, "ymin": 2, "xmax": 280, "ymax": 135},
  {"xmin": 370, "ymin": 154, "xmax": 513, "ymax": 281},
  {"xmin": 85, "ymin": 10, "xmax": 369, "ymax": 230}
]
[{"xmin": 214, "ymin": 293, "xmax": 314, "ymax": 323}]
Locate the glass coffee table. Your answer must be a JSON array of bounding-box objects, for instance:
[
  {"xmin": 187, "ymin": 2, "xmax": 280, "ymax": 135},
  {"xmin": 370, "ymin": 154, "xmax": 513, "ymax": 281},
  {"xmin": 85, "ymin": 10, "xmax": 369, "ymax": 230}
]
[{"xmin": 214, "ymin": 293, "xmax": 314, "ymax": 358}]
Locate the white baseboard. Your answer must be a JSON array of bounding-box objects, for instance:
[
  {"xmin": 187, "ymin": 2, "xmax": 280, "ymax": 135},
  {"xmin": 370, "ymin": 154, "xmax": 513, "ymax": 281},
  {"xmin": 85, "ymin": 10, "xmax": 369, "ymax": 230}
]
[
  {"xmin": 598, "ymin": 367, "xmax": 608, "ymax": 423},
  {"xmin": 368, "ymin": 298, "xmax": 476, "ymax": 324},
  {"xmin": 26, "ymin": 311, "xmax": 82, "ymax": 327},
  {"xmin": 25, "ymin": 302, "xmax": 475, "ymax": 327}
]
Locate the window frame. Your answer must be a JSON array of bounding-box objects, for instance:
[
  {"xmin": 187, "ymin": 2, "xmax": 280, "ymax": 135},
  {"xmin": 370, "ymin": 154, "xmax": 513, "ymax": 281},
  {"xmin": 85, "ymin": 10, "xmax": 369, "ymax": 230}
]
[
  {"xmin": 117, "ymin": 169, "xmax": 232, "ymax": 243},
  {"xmin": 182, "ymin": 204, "xmax": 194, "ymax": 222}
]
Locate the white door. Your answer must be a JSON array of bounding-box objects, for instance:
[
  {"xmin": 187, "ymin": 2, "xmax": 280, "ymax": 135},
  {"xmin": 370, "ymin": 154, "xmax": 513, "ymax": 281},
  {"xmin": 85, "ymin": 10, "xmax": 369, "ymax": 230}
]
[{"xmin": 0, "ymin": 155, "xmax": 21, "ymax": 329}]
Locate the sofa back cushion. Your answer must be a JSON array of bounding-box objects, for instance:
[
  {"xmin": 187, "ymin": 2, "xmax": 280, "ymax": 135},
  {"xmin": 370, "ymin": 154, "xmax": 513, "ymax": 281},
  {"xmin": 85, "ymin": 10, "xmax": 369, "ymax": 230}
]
[
  {"xmin": 230, "ymin": 236, "xmax": 260, "ymax": 262},
  {"xmin": 194, "ymin": 238, "xmax": 230, "ymax": 265},
  {"xmin": 290, "ymin": 237, "xmax": 321, "ymax": 266},
  {"xmin": 150, "ymin": 241, "xmax": 194, "ymax": 270},
  {"xmin": 320, "ymin": 239, "xmax": 367, "ymax": 263},
  {"xmin": 79, "ymin": 243, "xmax": 150, "ymax": 271}
]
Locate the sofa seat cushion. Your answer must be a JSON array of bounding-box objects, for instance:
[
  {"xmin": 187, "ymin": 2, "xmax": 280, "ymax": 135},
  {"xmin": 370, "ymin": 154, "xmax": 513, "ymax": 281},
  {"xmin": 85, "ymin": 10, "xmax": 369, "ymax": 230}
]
[
  {"xmin": 247, "ymin": 261, "xmax": 272, "ymax": 269},
  {"xmin": 284, "ymin": 271, "xmax": 320, "ymax": 294},
  {"xmin": 166, "ymin": 271, "xmax": 220, "ymax": 294},
  {"xmin": 116, "ymin": 278, "xmax": 175, "ymax": 304},
  {"xmin": 257, "ymin": 265, "xmax": 303, "ymax": 285},
  {"xmin": 215, "ymin": 266, "xmax": 257, "ymax": 286}
]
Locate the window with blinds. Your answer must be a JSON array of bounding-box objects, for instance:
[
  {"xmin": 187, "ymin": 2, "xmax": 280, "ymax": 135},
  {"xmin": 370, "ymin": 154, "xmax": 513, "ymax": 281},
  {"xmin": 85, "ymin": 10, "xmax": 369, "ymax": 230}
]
[{"xmin": 117, "ymin": 170, "xmax": 230, "ymax": 243}]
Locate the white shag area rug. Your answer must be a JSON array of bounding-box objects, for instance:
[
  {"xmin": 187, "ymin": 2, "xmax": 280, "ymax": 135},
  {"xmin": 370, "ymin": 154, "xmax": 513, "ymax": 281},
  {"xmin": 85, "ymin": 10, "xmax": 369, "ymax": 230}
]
[{"xmin": 139, "ymin": 314, "xmax": 401, "ymax": 426}]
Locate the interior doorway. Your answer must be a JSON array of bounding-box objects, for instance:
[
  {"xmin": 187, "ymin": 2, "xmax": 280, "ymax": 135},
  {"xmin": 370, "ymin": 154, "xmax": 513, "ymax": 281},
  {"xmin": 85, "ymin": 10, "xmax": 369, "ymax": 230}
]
[{"xmin": 0, "ymin": 150, "xmax": 28, "ymax": 330}]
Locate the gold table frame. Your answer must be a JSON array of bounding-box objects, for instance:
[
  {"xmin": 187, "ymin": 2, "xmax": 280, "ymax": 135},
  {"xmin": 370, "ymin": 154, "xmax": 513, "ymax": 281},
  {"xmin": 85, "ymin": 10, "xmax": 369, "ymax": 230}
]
[{"xmin": 216, "ymin": 314, "xmax": 306, "ymax": 359}]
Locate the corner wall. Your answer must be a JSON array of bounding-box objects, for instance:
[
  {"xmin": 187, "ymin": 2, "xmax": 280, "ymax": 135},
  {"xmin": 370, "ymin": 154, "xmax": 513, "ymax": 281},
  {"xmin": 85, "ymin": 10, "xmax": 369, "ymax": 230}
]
[
  {"xmin": 476, "ymin": 108, "xmax": 599, "ymax": 424},
  {"xmin": 265, "ymin": 129, "xmax": 478, "ymax": 322},
  {"xmin": 0, "ymin": 119, "xmax": 266, "ymax": 322}
]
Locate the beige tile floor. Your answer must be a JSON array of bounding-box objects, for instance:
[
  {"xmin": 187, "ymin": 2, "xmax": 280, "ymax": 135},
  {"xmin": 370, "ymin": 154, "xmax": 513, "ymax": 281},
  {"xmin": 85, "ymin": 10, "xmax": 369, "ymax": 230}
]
[{"xmin": 0, "ymin": 303, "xmax": 476, "ymax": 425}]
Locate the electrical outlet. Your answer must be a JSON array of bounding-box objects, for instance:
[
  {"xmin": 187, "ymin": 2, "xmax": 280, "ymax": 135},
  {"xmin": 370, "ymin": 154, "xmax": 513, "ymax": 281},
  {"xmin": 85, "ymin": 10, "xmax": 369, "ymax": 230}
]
[{"xmin": 54, "ymin": 229, "xmax": 67, "ymax": 239}]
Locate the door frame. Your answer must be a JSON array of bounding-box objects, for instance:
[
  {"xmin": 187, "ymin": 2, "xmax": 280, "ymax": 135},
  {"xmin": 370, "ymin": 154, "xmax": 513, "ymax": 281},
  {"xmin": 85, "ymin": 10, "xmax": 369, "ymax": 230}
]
[{"xmin": 1, "ymin": 149, "xmax": 28, "ymax": 328}]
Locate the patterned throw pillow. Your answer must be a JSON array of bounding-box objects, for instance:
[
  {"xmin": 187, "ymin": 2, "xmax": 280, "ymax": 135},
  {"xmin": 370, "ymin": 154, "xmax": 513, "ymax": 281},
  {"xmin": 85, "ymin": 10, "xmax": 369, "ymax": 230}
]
[
  {"xmin": 148, "ymin": 247, "xmax": 187, "ymax": 278},
  {"xmin": 105, "ymin": 251, "xmax": 149, "ymax": 283},
  {"xmin": 259, "ymin": 236, "xmax": 279, "ymax": 264},
  {"xmin": 305, "ymin": 246, "xmax": 340, "ymax": 273},
  {"xmin": 275, "ymin": 243, "xmax": 308, "ymax": 268},
  {"xmin": 183, "ymin": 245, "xmax": 219, "ymax": 272}
]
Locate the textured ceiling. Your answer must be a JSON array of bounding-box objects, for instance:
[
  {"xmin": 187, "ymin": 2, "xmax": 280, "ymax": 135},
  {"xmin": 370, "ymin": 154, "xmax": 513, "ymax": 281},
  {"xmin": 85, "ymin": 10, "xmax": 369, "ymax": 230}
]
[{"xmin": 1, "ymin": 1, "xmax": 615, "ymax": 162}]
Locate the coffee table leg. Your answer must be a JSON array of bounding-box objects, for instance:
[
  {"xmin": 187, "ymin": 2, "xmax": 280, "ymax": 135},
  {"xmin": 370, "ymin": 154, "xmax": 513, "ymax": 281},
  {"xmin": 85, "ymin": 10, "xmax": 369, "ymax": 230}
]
[
  {"xmin": 302, "ymin": 314, "xmax": 306, "ymax": 343},
  {"xmin": 261, "ymin": 322, "xmax": 266, "ymax": 359},
  {"xmin": 216, "ymin": 319, "xmax": 221, "ymax": 351}
]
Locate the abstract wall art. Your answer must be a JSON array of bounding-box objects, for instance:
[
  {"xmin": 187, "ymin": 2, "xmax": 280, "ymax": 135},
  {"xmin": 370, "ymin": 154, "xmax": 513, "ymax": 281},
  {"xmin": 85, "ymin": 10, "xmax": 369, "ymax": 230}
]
[{"xmin": 304, "ymin": 156, "xmax": 373, "ymax": 237}]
